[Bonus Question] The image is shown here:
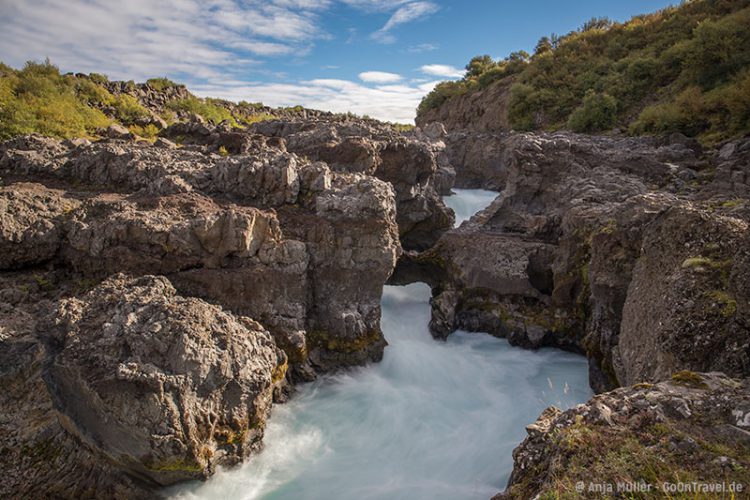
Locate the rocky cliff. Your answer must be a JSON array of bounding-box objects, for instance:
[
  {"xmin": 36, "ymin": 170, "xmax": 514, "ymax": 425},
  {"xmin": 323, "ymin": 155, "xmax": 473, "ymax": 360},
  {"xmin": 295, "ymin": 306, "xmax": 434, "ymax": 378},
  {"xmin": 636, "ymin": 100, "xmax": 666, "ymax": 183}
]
[
  {"xmin": 396, "ymin": 126, "xmax": 749, "ymax": 395},
  {"xmin": 415, "ymin": 77, "xmax": 513, "ymax": 134},
  {"xmin": 0, "ymin": 112, "xmax": 455, "ymax": 496}
]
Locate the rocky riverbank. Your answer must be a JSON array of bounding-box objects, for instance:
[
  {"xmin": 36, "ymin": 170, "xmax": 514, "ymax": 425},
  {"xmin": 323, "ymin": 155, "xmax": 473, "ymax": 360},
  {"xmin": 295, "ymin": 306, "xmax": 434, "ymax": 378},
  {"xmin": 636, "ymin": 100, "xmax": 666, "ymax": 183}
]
[
  {"xmin": 1, "ymin": 82, "xmax": 749, "ymax": 497},
  {"xmin": 0, "ymin": 113, "xmax": 454, "ymax": 496}
]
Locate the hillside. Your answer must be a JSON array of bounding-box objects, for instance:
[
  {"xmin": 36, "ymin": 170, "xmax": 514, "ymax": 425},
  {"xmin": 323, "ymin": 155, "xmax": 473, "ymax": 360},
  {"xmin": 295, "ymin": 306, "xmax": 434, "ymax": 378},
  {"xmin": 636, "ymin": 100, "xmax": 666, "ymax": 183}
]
[
  {"xmin": 417, "ymin": 0, "xmax": 750, "ymax": 144},
  {"xmin": 0, "ymin": 61, "xmax": 403, "ymax": 143}
]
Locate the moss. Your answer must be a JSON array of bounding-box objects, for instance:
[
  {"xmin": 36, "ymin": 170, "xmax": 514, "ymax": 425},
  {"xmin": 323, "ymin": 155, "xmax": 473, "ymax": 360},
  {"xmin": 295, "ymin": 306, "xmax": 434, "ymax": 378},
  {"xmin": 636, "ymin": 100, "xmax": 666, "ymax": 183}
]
[
  {"xmin": 146, "ymin": 457, "xmax": 203, "ymax": 473},
  {"xmin": 307, "ymin": 329, "xmax": 382, "ymax": 353},
  {"xmin": 633, "ymin": 382, "xmax": 654, "ymax": 390},
  {"xmin": 706, "ymin": 290, "xmax": 737, "ymax": 318},
  {"xmin": 721, "ymin": 199, "xmax": 745, "ymax": 209},
  {"xmin": 32, "ymin": 273, "xmax": 54, "ymax": 291},
  {"xmin": 671, "ymin": 370, "xmax": 709, "ymax": 389},
  {"xmin": 216, "ymin": 427, "xmax": 248, "ymax": 446},
  {"xmin": 271, "ymin": 357, "xmax": 288, "ymax": 384},
  {"xmin": 217, "ymin": 145, "xmax": 230, "ymax": 157},
  {"xmin": 20, "ymin": 438, "xmax": 62, "ymax": 462}
]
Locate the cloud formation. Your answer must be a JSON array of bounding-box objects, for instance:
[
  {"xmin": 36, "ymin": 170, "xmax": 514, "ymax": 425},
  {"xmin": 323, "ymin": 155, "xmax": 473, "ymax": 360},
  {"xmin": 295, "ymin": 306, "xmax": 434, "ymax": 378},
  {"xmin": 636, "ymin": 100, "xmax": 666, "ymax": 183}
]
[
  {"xmin": 0, "ymin": 0, "xmax": 449, "ymax": 124},
  {"xmin": 420, "ymin": 64, "xmax": 464, "ymax": 78},
  {"xmin": 193, "ymin": 78, "xmax": 441, "ymax": 123},
  {"xmin": 0, "ymin": 0, "xmax": 330, "ymax": 81},
  {"xmin": 359, "ymin": 71, "xmax": 403, "ymax": 83},
  {"xmin": 372, "ymin": 1, "xmax": 440, "ymax": 43}
]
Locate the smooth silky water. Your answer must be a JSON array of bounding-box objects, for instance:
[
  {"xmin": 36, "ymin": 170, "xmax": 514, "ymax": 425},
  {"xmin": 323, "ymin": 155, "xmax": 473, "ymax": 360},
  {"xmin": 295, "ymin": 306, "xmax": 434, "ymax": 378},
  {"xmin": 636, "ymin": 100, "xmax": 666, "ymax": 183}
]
[{"xmin": 170, "ymin": 190, "xmax": 592, "ymax": 500}]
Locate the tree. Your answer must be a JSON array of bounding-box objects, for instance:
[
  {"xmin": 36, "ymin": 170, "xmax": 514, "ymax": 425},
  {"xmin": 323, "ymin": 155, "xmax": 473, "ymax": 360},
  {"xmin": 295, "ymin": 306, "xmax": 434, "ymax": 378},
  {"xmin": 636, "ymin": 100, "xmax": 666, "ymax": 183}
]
[
  {"xmin": 465, "ymin": 55, "xmax": 496, "ymax": 78},
  {"xmin": 567, "ymin": 90, "xmax": 618, "ymax": 132},
  {"xmin": 534, "ymin": 37, "xmax": 553, "ymax": 56}
]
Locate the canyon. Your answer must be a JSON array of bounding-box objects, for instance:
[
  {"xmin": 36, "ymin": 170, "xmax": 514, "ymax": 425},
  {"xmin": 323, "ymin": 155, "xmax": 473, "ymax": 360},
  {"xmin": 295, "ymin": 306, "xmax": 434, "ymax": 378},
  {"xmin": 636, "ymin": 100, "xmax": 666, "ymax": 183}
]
[{"xmin": 1, "ymin": 74, "xmax": 749, "ymax": 499}]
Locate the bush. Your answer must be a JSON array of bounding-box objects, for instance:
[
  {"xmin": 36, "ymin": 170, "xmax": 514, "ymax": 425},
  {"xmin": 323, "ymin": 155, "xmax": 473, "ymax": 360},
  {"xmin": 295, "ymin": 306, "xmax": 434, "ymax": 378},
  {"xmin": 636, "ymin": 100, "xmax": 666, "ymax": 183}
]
[
  {"xmin": 167, "ymin": 96, "xmax": 236, "ymax": 125},
  {"xmin": 146, "ymin": 77, "xmax": 177, "ymax": 91},
  {"xmin": 111, "ymin": 94, "xmax": 150, "ymax": 124},
  {"xmin": 420, "ymin": 1, "xmax": 750, "ymax": 143},
  {"xmin": 630, "ymin": 86, "xmax": 707, "ymax": 136},
  {"xmin": 0, "ymin": 60, "xmax": 111, "ymax": 140},
  {"xmin": 567, "ymin": 90, "xmax": 618, "ymax": 132},
  {"xmin": 128, "ymin": 123, "xmax": 160, "ymax": 140},
  {"xmin": 88, "ymin": 73, "xmax": 109, "ymax": 85}
]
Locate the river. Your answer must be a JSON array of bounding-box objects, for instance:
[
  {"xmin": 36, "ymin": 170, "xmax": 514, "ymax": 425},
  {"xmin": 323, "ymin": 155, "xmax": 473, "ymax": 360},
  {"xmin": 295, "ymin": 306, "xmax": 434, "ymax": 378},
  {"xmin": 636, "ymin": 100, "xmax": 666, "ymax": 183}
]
[{"xmin": 171, "ymin": 189, "xmax": 591, "ymax": 500}]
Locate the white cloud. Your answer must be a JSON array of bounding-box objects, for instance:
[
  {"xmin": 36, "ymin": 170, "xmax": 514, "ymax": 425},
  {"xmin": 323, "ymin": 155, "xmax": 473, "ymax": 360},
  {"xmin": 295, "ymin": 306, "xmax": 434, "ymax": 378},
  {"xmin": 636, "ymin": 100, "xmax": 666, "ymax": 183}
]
[
  {"xmin": 359, "ymin": 71, "xmax": 403, "ymax": 83},
  {"xmin": 372, "ymin": 1, "xmax": 439, "ymax": 43},
  {"xmin": 420, "ymin": 64, "xmax": 464, "ymax": 78},
  {"xmin": 191, "ymin": 77, "xmax": 435, "ymax": 123},
  {"xmin": 0, "ymin": 0, "xmax": 444, "ymax": 123},
  {"xmin": 407, "ymin": 43, "xmax": 439, "ymax": 53},
  {"xmin": 0, "ymin": 0, "xmax": 329, "ymax": 81}
]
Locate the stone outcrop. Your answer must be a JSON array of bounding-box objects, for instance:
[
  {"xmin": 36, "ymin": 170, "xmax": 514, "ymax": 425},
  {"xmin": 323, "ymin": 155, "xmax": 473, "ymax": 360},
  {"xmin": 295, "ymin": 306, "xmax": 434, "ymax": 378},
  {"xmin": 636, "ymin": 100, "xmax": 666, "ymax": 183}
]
[
  {"xmin": 0, "ymin": 120, "xmax": 409, "ymax": 496},
  {"xmin": 496, "ymin": 372, "xmax": 750, "ymax": 499},
  {"xmin": 251, "ymin": 118, "xmax": 454, "ymax": 250},
  {"xmin": 403, "ymin": 129, "xmax": 749, "ymax": 394},
  {"xmin": 415, "ymin": 77, "xmax": 514, "ymax": 133},
  {"xmin": 0, "ymin": 274, "xmax": 285, "ymax": 498}
]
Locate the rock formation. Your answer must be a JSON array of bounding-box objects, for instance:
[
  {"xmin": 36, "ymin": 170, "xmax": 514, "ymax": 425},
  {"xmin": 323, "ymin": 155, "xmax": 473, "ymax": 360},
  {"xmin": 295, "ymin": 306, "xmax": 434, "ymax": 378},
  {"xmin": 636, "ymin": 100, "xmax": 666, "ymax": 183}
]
[
  {"xmin": 0, "ymin": 111, "xmax": 451, "ymax": 495},
  {"xmin": 399, "ymin": 128, "xmax": 749, "ymax": 394},
  {"xmin": 496, "ymin": 372, "xmax": 750, "ymax": 499}
]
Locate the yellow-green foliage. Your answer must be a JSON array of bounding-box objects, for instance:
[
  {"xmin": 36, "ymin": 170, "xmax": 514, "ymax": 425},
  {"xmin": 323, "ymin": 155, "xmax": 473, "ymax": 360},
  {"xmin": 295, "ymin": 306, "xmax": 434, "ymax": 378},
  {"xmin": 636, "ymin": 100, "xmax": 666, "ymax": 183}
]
[
  {"xmin": 111, "ymin": 94, "xmax": 150, "ymax": 124},
  {"xmin": 420, "ymin": 0, "xmax": 750, "ymax": 143},
  {"xmin": 146, "ymin": 77, "xmax": 177, "ymax": 91},
  {"xmin": 129, "ymin": 123, "xmax": 160, "ymax": 140},
  {"xmin": 167, "ymin": 96, "xmax": 236, "ymax": 125},
  {"xmin": 0, "ymin": 60, "xmax": 111, "ymax": 140},
  {"xmin": 239, "ymin": 112, "xmax": 276, "ymax": 126}
]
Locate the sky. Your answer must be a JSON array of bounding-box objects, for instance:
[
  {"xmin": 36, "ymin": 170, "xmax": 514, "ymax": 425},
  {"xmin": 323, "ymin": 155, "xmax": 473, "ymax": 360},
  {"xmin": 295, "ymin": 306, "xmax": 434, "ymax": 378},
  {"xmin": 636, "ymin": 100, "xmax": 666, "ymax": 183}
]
[{"xmin": 0, "ymin": 0, "xmax": 677, "ymax": 123}]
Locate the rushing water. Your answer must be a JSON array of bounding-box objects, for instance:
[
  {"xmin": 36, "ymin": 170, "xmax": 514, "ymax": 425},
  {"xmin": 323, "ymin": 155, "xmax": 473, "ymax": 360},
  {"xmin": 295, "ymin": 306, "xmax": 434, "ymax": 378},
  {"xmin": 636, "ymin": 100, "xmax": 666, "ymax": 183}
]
[
  {"xmin": 443, "ymin": 188, "xmax": 499, "ymax": 226},
  {"xmin": 171, "ymin": 190, "xmax": 591, "ymax": 500}
]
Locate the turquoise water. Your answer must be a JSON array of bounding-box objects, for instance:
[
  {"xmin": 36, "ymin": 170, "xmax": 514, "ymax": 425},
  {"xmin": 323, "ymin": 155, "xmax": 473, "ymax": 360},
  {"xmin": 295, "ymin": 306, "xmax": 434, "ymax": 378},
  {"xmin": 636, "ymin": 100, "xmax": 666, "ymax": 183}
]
[
  {"xmin": 170, "ymin": 189, "xmax": 591, "ymax": 500},
  {"xmin": 171, "ymin": 283, "xmax": 590, "ymax": 500}
]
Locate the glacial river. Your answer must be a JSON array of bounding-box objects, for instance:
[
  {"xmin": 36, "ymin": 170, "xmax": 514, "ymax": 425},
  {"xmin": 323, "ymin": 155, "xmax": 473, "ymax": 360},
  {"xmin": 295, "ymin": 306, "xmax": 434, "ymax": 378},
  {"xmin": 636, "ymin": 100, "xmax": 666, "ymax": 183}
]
[{"xmin": 172, "ymin": 190, "xmax": 592, "ymax": 500}]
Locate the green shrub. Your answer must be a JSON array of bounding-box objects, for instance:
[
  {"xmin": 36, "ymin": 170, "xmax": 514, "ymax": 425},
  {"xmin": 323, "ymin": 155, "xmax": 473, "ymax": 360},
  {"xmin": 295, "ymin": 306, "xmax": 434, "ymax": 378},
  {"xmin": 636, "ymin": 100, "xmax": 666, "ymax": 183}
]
[
  {"xmin": 88, "ymin": 73, "xmax": 109, "ymax": 85},
  {"xmin": 111, "ymin": 94, "xmax": 150, "ymax": 124},
  {"xmin": 128, "ymin": 123, "xmax": 160, "ymax": 140},
  {"xmin": 146, "ymin": 77, "xmax": 177, "ymax": 91},
  {"xmin": 0, "ymin": 60, "xmax": 111, "ymax": 140},
  {"xmin": 167, "ymin": 96, "xmax": 236, "ymax": 125},
  {"xmin": 567, "ymin": 90, "xmax": 618, "ymax": 132},
  {"xmin": 420, "ymin": 0, "xmax": 750, "ymax": 143},
  {"xmin": 630, "ymin": 86, "xmax": 708, "ymax": 136}
]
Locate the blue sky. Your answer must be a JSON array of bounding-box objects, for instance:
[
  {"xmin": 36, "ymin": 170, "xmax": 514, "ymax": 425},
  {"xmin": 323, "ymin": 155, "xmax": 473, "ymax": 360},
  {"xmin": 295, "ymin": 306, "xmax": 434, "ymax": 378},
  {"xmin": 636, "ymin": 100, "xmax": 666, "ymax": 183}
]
[{"xmin": 0, "ymin": 0, "xmax": 676, "ymax": 122}]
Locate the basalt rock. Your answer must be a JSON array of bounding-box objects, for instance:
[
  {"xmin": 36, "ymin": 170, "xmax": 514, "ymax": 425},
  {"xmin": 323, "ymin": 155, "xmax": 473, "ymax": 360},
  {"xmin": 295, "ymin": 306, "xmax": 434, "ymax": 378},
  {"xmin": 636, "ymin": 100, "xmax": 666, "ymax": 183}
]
[
  {"xmin": 409, "ymin": 129, "xmax": 749, "ymax": 394},
  {"xmin": 0, "ymin": 274, "xmax": 286, "ymax": 498},
  {"xmin": 0, "ymin": 131, "xmax": 401, "ymax": 497},
  {"xmin": 250, "ymin": 118, "xmax": 454, "ymax": 250},
  {"xmin": 496, "ymin": 372, "xmax": 750, "ymax": 499}
]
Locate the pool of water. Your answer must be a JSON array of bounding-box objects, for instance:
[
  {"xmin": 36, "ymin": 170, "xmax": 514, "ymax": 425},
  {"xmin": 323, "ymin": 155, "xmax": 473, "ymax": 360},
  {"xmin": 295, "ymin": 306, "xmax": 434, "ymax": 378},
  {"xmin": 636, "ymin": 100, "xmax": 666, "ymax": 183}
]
[
  {"xmin": 443, "ymin": 188, "xmax": 499, "ymax": 226},
  {"xmin": 170, "ymin": 283, "xmax": 591, "ymax": 500}
]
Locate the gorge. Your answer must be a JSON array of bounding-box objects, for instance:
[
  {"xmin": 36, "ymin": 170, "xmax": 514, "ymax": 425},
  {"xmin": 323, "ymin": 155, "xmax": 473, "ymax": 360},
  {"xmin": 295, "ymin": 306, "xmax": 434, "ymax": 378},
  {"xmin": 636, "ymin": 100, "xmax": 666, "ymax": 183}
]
[
  {"xmin": 169, "ymin": 193, "xmax": 592, "ymax": 500},
  {"xmin": 2, "ymin": 0, "xmax": 750, "ymax": 496}
]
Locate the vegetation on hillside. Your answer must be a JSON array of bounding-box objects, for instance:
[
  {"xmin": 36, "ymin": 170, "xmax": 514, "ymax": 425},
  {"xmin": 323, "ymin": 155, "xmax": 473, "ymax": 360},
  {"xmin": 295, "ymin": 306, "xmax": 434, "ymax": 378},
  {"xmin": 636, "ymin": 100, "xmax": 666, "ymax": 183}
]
[
  {"xmin": 0, "ymin": 61, "xmax": 112, "ymax": 140},
  {"xmin": 419, "ymin": 0, "xmax": 750, "ymax": 144},
  {"xmin": 0, "ymin": 61, "xmax": 283, "ymax": 140}
]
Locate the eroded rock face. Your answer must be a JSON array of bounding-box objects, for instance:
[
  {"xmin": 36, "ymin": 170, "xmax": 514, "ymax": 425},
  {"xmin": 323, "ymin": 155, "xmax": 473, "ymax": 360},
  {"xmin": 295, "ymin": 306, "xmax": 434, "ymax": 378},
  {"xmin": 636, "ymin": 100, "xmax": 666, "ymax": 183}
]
[
  {"xmin": 0, "ymin": 274, "xmax": 285, "ymax": 498},
  {"xmin": 408, "ymin": 130, "xmax": 749, "ymax": 393},
  {"xmin": 49, "ymin": 274, "xmax": 286, "ymax": 484},
  {"xmin": 250, "ymin": 119, "xmax": 454, "ymax": 250},
  {"xmin": 496, "ymin": 372, "xmax": 750, "ymax": 499},
  {"xmin": 0, "ymin": 126, "xmax": 403, "ymax": 496}
]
